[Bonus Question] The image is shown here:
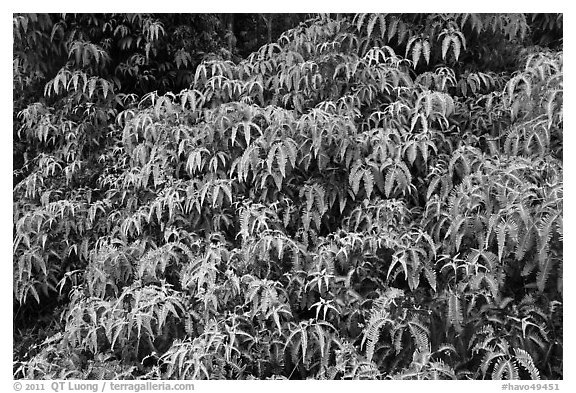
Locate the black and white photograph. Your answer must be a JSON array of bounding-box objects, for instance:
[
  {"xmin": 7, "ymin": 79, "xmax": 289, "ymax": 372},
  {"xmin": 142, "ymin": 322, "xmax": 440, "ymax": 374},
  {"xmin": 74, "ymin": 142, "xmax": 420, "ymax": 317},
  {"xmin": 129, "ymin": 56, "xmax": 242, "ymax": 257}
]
[{"xmin": 11, "ymin": 7, "xmax": 564, "ymax": 386}]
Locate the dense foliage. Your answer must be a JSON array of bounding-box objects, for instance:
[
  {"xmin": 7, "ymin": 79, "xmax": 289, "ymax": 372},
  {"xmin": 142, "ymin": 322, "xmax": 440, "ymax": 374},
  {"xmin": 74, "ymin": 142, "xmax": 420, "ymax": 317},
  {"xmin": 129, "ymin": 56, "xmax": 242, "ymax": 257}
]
[{"xmin": 13, "ymin": 13, "xmax": 562, "ymax": 380}]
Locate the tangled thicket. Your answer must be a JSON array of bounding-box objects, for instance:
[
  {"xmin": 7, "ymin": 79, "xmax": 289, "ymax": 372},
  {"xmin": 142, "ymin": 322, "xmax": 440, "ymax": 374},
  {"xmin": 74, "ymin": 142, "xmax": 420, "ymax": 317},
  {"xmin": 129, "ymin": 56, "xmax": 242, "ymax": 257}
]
[{"xmin": 13, "ymin": 13, "xmax": 562, "ymax": 380}]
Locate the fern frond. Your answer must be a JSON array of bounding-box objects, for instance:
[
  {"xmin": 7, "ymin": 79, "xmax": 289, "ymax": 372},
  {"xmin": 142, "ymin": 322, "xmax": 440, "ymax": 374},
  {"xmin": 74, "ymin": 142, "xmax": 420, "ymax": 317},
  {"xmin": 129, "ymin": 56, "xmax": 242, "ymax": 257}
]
[
  {"xmin": 492, "ymin": 357, "xmax": 519, "ymax": 380},
  {"xmin": 408, "ymin": 317, "xmax": 430, "ymax": 351},
  {"xmin": 362, "ymin": 308, "xmax": 390, "ymax": 362},
  {"xmin": 447, "ymin": 291, "xmax": 463, "ymax": 331},
  {"xmin": 513, "ymin": 348, "xmax": 540, "ymax": 380}
]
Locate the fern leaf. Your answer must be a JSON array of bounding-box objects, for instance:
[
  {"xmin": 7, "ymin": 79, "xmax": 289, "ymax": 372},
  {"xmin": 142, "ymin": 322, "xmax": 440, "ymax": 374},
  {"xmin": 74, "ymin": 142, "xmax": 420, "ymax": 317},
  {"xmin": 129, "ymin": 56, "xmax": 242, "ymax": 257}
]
[
  {"xmin": 536, "ymin": 257, "xmax": 554, "ymax": 293},
  {"xmin": 442, "ymin": 35, "xmax": 451, "ymax": 60},
  {"xmin": 492, "ymin": 358, "xmax": 519, "ymax": 380},
  {"xmin": 422, "ymin": 39, "xmax": 431, "ymax": 64},
  {"xmin": 277, "ymin": 144, "xmax": 288, "ymax": 178},
  {"xmin": 412, "ymin": 40, "xmax": 422, "ymax": 68},
  {"xmin": 423, "ymin": 265, "xmax": 437, "ymax": 292},
  {"xmin": 378, "ymin": 14, "xmax": 387, "ymax": 38},
  {"xmin": 451, "ymin": 35, "xmax": 462, "ymax": 61},
  {"xmin": 363, "ymin": 170, "xmax": 374, "ymax": 199},
  {"xmin": 367, "ymin": 14, "xmax": 378, "ymax": 38},
  {"xmin": 355, "ymin": 13, "xmax": 368, "ymax": 31},
  {"xmin": 480, "ymin": 349, "xmax": 502, "ymax": 376},
  {"xmin": 301, "ymin": 327, "xmax": 308, "ymax": 361},
  {"xmin": 406, "ymin": 142, "xmax": 417, "ymax": 165},
  {"xmin": 514, "ymin": 348, "xmax": 541, "ymax": 380},
  {"xmin": 447, "ymin": 291, "xmax": 463, "ymax": 331},
  {"xmin": 387, "ymin": 252, "xmax": 408, "ymax": 282},
  {"xmin": 314, "ymin": 323, "xmax": 326, "ymax": 357},
  {"xmin": 383, "ymin": 325, "xmax": 399, "ymax": 355},
  {"xmin": 388, "ymin": 17, "xmax": 398, "ymax": 41},
  {"xmin": 351, "ymin": 166, "xmax": 363, "ymax": 196},
  {"xmin": 408, "ymin": 318, "xmax": 430, "ymax": 350},
  {"xmin": 266, "ymin": 144, "xmax": 277, "ymax": 174},
  {"xmin": 362, "ymin": 309, "xmax": 389, "ymax": 362}
]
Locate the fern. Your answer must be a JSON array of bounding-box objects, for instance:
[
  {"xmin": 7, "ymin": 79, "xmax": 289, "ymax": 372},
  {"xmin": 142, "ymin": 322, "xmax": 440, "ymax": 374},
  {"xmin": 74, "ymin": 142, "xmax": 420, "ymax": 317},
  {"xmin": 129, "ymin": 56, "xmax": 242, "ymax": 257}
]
[
  {"xmin": 13, "ymin": 12, "xmax": 563, "ymax": 380},
  {"xmin": 361, "ymin": 289, "xmax": 404, "ymax": 362},
  {"xmin": 514, "ymin": 348, "xmax": 541, "ymax": 380},
  {"xmin": 447, "ymin": 291, "xmax": 463, "ymax": 332}
]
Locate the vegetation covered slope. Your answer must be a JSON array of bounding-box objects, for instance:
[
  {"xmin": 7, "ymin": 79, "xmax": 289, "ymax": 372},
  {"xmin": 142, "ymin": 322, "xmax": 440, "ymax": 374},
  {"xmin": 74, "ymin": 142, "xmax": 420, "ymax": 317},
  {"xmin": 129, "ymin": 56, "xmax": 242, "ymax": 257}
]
[{"xmin": 13, "ymin": 13, "xmax": 562, "ymax": 380}]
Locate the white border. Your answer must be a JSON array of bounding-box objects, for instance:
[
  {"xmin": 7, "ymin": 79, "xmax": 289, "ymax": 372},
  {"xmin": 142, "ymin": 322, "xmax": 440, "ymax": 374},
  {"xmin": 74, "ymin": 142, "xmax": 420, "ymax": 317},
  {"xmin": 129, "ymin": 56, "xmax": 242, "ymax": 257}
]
[{"xmin": 3, "ymin": 4, "xmax": 572, "ymax": 391}]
